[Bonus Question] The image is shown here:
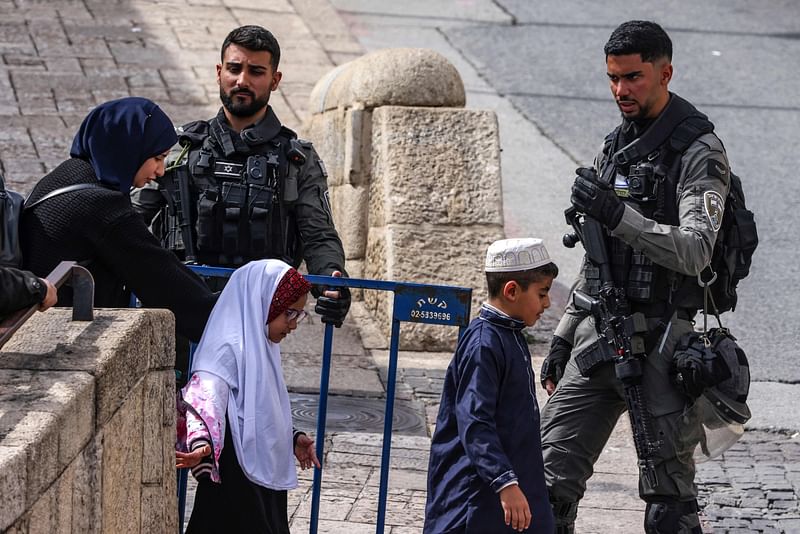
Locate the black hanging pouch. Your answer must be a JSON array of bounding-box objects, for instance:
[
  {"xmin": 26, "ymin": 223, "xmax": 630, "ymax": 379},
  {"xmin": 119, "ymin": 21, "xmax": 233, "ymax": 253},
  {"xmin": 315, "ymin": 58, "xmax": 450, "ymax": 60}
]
[{"xmin": 0, "ymin": 173, "xmax": 24, "ymax": 267}]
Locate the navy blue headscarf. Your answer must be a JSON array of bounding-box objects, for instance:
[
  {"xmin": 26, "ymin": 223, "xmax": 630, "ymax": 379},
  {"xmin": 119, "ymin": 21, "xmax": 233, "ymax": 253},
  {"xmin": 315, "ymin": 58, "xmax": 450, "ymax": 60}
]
[{"xmin": 70, "ymin": 97, "xmax": 177, "ymax": 192}]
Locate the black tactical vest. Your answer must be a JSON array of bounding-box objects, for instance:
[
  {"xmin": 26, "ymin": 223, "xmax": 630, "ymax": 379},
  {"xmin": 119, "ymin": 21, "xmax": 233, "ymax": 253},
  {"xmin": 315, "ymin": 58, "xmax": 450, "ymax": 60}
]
[
  {"xmin": 160, "ymin": 109, "xmax": 309, "ymax": 268},
  {"xmin": 582, "ymin": 95, "xmax": 715, "ymax": 312}
]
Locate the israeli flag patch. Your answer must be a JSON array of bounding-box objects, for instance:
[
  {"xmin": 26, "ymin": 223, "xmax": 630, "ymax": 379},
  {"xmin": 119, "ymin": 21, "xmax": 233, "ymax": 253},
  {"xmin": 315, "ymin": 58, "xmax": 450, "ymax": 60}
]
[{"xmin": 614, "ymin": 171, "xmax": 630, "ymax": 198}]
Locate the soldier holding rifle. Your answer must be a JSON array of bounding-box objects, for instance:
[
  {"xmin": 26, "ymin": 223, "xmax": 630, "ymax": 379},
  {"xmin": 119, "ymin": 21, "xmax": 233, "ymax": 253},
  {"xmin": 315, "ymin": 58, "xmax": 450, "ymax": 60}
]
[{"xmin": 539, "ymin": 20, "xmax": 732, "ymax": 534}]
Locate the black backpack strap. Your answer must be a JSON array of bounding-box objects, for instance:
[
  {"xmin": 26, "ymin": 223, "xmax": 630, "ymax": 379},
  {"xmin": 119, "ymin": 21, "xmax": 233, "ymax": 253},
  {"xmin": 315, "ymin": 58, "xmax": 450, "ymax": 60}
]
[
  {"xmin": 665, "ymin": 117, "xmax": 715, "ymax": 158},
  {"xmin": 24, "ymin": 183, "xmax": 103, "ymax": 211},
  {"xmin": 612, "ymin": 94, "xmax": 710, "ymax": 167},
  {"xmin": 638, "ymin": 104, "xmax": 717, "ymax": 345}
]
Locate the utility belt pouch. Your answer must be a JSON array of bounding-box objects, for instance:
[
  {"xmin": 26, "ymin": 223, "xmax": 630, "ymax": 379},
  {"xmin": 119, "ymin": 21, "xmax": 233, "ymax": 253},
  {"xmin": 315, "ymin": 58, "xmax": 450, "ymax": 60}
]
[
  {"xmin": 248, "ymin": 184, "xmax": 272, "ymax": 210},
  {"xmin": 243, "ymin": 154, "xmax": 277, "ymax": 257},
  {"xmin": 623, "ymin": 312, "xmax": 648, "ymax": 356},
  {"xmin": 196, "ymin": 189, "xmax": 223, "ymax": 252},
  {"xmin": 575, "ymin": 340, "xmax": 616, "ymax": 377},
  {"xmin": 221, "ymin": 182, "xmax": 247, "ymax": 255},
  {"xmin": 283, "ymin": 170, "xmax": 298, "ymax": 203},
  {"xmin": 283, "ymin": 140, "xmax": 306, "ymax": 203},
  {"xmin": 248, "ymin": 184, "xmax": 272, "ymax": 256}
]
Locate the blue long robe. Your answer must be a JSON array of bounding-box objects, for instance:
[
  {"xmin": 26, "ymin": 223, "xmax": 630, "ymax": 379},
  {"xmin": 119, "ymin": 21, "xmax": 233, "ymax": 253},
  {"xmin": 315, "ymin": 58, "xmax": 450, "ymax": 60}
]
[{"xmin": 424, "ymin": 304, "xmax": 554, "ymax": 534}]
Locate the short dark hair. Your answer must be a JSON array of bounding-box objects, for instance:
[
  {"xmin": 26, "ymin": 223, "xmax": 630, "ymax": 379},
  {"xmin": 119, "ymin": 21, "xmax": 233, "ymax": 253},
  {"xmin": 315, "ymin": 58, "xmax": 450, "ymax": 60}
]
[
  {"xmin": 486, "ymin": 263, "xmax": 559, "ymax": 298},
  {"xmin": 604, "ymin": 20, "xmax": 672, "ymax": 63},
  {"xmin": 221, "ymin": 25, "xmax": 281, "ymax": 71}
]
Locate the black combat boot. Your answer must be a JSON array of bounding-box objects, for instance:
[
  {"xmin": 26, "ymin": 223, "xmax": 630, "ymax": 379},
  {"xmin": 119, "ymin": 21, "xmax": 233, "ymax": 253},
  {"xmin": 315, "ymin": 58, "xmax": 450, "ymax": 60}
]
[{"xmin": 551, "ymin": 499, "xmax": 578, "ymax": 534}]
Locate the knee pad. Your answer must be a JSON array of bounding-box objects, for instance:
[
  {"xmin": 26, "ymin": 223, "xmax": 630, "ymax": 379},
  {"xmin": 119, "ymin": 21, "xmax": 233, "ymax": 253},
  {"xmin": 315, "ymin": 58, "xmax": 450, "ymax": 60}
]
[
  {"xmin": 644, "ymin": 500, "xmax": 701, "ymax": 534},
  {"xmin": 549, "ymin": 491, "xmax": 578, "ymax": 534}
]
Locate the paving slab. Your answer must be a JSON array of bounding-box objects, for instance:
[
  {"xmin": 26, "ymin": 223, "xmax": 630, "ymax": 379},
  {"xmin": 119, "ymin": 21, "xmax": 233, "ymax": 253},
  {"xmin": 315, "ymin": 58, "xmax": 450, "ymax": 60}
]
[{"xmin": 6, "ymin": 0, "xmax": 798, "ymax": 532}]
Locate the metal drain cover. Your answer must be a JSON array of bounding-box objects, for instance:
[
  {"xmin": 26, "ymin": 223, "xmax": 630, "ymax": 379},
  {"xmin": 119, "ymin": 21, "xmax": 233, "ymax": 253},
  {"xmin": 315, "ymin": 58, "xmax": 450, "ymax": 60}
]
[{"xmin": 290, "ymin": 393, "xmax": 428, "ymax": 436}]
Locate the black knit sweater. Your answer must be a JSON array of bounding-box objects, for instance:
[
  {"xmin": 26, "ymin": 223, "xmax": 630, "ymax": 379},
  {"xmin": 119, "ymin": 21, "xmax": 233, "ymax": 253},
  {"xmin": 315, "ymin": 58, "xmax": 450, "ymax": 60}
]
[{"xmin": 21, "ymin": 158, "xmax": 216, "ymax": 342}]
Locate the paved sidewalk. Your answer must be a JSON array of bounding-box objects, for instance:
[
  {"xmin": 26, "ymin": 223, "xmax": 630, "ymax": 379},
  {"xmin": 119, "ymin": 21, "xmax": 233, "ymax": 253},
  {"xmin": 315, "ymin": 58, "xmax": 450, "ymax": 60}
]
[
  {"xmin": 0, "ymin": 0, "xmax": 357, "ymax": 193},
  {"xmin": 5, "ymin": 1, "xmax": 800, "ymax": 533}
]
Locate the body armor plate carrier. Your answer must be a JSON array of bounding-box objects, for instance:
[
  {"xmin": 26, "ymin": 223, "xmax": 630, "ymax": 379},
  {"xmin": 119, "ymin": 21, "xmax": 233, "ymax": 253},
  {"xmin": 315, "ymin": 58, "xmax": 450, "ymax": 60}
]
[
  {"xmin": 160, "ymin": 115, "xmax": 309, "ymax": 268},
  {"xmin": 581, "ymin": 93, "xmax": 757, "ymax": 315}
]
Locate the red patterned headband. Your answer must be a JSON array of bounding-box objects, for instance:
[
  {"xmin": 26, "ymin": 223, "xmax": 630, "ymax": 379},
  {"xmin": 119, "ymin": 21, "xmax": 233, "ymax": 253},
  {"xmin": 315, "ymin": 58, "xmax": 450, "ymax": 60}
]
[{"xmin": 267, "ymin": 267, "xmax": 312, "ymax": 323}]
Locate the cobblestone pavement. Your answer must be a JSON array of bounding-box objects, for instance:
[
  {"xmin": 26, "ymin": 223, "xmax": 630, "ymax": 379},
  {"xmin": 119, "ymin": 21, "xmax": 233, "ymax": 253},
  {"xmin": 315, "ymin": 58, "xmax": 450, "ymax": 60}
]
[
  {"xmin": 6, "ymin": 0, "xmax": 800, "ymax": 532},
  {"xmin": 0, "ymin": 0, "xmax": 360, "ymax": 194},
  {"xmin": 696, "ymin": 431, "xmax": 800, "ymax": 534}
]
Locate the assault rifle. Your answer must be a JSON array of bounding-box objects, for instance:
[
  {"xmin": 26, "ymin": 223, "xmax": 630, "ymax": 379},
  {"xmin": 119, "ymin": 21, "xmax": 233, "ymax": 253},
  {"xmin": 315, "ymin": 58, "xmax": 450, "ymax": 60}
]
[
  {"xmin": 563, "ymin": 206, "xmax": 662, "ymax": 488},
  {"xmin": 167, "ymin": 142, "xmax": 198, "ymax": 263}
]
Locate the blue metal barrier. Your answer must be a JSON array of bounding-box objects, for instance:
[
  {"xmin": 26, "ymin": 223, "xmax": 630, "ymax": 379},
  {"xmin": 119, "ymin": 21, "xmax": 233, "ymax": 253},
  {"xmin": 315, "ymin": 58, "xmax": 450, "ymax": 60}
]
[
  {"xmin": 175, "ymin": 266, "xmax": 472, "ymax": 534},
  {"xmin": 303, "ymin": 275, "xmax": 472, "ymax": 534}
]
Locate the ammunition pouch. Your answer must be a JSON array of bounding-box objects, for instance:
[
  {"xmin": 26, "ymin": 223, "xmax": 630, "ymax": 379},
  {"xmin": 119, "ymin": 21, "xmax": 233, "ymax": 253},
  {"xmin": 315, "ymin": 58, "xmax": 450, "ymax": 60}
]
[
  {"xmin": 196, "ymin": 189, "xmax": 223, "ymax": 253},
  {"xmin": 158, "ymin": 115, "xmax": 315, "ymax": 267},
  {"xmin": 582, "ymin": 241, "xmax": 674, "ymax": 305},
  {"xmin": 575, "ymin": 312, "xmax": 649, "ymax": 377},
  {"xmin": 575, "ymin": 340, "xmax": 615, "ymax": 377},
  {"xmin": 192, "ymin": 154, "xmax": 278, "ymax": 262}
]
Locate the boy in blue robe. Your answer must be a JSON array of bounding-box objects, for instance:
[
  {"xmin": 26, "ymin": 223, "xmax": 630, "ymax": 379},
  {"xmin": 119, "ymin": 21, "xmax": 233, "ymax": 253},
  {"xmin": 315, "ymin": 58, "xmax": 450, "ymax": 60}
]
[{"xmin": 424, "ymin": 238, "xmax": 557, "ymax": 534}]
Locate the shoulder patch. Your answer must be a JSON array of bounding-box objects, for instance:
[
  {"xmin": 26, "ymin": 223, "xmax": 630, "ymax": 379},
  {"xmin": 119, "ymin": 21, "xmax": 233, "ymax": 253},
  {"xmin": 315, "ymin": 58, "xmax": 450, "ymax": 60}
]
[
  {"xmin": 704, "ymin": 190, "xmax": 725, "ymax": 232},
  {"xmin": 707, "ymin": 159, "xmax": 728, "ymax": 182}
]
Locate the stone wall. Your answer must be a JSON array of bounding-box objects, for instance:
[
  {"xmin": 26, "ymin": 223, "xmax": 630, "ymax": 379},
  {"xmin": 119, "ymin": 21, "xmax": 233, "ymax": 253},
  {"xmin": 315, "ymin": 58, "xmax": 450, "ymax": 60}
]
[
  {"xmin": 306, "ymin": 48, "xmax": 505, "ymax": 350},
  {"xmin": 0, "ymin": 308, "xmax": 177, "ymax": 533}
]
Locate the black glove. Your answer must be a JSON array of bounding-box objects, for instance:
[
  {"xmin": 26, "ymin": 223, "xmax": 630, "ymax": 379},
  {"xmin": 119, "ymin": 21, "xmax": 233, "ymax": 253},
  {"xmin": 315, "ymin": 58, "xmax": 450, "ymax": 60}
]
[
  {"xmin": 570, "ymin": 167, "xmax": 625, "ymax": 229},
  {"xmin": 540, "ymin": 335, "xmax": 573, "ymax": 389},
  {"xmin": 314, "ymin": 273, "xmax": 351, "ymax": 328}
]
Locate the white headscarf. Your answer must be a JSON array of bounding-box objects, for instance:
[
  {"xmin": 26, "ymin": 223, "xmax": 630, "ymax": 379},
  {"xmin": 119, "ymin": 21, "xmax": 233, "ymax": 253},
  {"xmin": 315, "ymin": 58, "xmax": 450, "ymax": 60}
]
[{"xmin": 190, "ymin": 259, "xmax": 297, "ymax": 490}]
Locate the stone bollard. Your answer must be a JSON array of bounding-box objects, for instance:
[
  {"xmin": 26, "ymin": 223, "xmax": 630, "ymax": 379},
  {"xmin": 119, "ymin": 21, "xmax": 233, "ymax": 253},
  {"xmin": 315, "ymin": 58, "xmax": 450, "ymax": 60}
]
[{"xmin": 306, "ymin": 48, "xmax": 504, "ymax": 350}]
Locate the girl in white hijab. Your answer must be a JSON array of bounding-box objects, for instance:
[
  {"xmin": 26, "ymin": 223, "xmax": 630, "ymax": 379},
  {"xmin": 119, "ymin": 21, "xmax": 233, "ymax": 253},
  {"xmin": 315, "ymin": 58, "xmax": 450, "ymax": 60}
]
[{"xmin": 176, "ymin": 259, "xmax": 320, "ymax": 534}]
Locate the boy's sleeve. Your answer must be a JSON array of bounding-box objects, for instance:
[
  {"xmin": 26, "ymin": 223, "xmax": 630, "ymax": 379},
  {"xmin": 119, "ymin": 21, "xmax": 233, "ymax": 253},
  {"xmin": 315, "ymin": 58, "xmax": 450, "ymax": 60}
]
[{"xmin": 454, "ymin": 341, "xmax": 517, "ymax": 492}]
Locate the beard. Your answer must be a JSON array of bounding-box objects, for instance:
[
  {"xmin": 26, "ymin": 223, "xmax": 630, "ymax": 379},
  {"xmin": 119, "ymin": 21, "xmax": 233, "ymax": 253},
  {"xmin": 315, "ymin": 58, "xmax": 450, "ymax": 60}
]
[
  {"xmin": 617, "ymin": 95, "xmax": 659, "ymax": 122},
  {"xmin": 220, "ymin": 87, "xmax": 270, "ymax": 118}
]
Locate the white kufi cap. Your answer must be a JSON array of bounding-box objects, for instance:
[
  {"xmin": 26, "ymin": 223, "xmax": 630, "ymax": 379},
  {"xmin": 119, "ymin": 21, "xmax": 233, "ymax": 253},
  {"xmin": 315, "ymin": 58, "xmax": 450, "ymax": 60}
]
[{"xmin": 485, "ymin": 238, "xmax": 551, "ymax": 272}]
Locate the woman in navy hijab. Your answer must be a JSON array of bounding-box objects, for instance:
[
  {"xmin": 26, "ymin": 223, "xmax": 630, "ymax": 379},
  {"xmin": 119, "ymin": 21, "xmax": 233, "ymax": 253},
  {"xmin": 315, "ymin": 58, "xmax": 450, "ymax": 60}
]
[
  {"xmin": 21, "ymin": 97, "xmax": 217, "ymax": 342},
  {"xmin": 71, "ymin": 96, "xmax": 178, "ymax": 192}
]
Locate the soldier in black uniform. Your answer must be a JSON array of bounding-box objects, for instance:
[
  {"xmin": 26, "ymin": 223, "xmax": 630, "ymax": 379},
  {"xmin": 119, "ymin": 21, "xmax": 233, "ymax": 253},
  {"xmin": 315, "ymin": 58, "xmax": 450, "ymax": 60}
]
[
  {"xmin": 539, "ymin": 21, "xmax": 732, "ymax": 534},
  {"xmin": 132, "ymin": 25, "xmax": 349, "ymax": 329}
]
